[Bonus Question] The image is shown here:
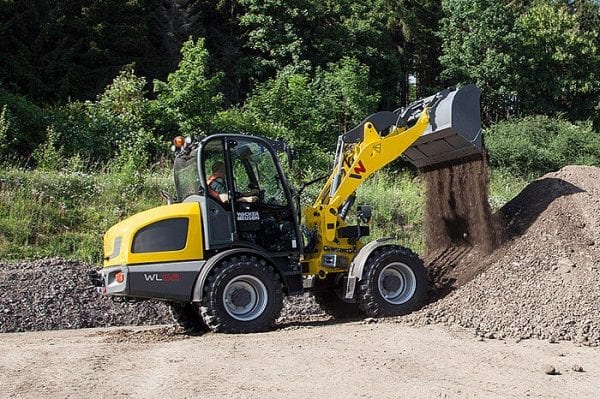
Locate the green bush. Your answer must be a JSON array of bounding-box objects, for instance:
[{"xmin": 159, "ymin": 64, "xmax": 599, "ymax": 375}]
[
  {"xmin": 0, "ymin": 87, "xmax": 47, "ymax": 158},
  {"xmin": 153, "ymin": 38, "xmax": 223, "ymax": 137},
  {"xmin": 486, "ymin": 115, "xmax": 600, "ymax": 177},
  {"xmin": 49, "ymin": 68, "xmax": 160, "ymax": 168},
  {"xmin": 244, "ymin": 58, "xmax": 379, "ymax": 153},
  {"xmin": 32, "ymin": 126, "xmax": 63, "ymax": 171}
]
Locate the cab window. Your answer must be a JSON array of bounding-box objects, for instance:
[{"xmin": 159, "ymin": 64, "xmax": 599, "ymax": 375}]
[
  {"xmin": 202, "ymin": 138, "xmax": 230, "ymax": 202},
  {"xmin": 230, "ymin": 139, "xmax": 287, "ymax": 207}
]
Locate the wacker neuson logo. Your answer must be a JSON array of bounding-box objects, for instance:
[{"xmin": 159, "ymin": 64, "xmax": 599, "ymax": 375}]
[{"xmin": 236, "ymin": 211, "xmax": 260, "ymax": 221}]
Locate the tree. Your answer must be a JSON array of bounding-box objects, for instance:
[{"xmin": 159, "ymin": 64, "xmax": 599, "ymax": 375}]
[
  {"xmin": 439, "ymin": 0, "xmax": 600, "ymax": 125},
  {"xmin": 0, "ymin": 0, "xmax": 163, "ymax": 103},
  {"xmin": 240, "ymin": 0, "xmax": 401, "ymax": 107},
  {"xmin": 244, "ymin": 57, "xmax": 379, "ymax": 149},
  {"xmin": 439, "ymin": 0, "xmax": 525, "ymax": 122},
  {"xmin": 153, "ymin": 38, "xmax": 224, "ymax": 136},
  {"xmin": 384, "ymin": 0, "xmax": 444, "ymax": 101},
  {"xmin": 50, "ymin": 68, "xmax": 157, "ymax": 165},
  {"xmin": 517, "ymin": 1, "xmax": 600, "ymax": 125}
]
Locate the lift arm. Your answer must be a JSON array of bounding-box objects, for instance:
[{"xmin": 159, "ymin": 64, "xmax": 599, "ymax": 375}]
[
  {"xmin": 312, "ymin": 108, "xmax": 430, "ymax": 243},
  {"xmin": 302, "ymin": 85, "xmax": 482, "ymax": 277}
]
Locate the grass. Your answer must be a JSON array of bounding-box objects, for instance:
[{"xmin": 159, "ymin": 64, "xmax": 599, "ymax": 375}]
[
  {"xmin": 356, "ymin": 170, "xmax": 426, "ymax": 253},
  {"xmin": 0, "ymin": 164, "xmax": 531, "ymax": 263},
  {"xmin": 0, "ymin": 166, "xmax": 170, "ymax": 263},
  {"xmin": 488, "ymin": 169, "xmax": 530, "ymax": 210}
]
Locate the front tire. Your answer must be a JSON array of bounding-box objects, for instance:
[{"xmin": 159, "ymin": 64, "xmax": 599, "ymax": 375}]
[
  {"xmin": 357, "ymin": 246, "xmax": 427, "ymax": 317},
  {"xmin": 200, "ymin": 256, "xmax": 283, "ymax": 333}
]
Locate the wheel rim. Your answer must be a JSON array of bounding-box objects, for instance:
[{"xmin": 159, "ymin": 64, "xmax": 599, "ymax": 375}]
[
  {"xmin": 222, "ymin": 275, "xmax": 268, "ymax": 321},
  {"xmin": 377, "ymin": 262, "xmax": 417, "ymax": 305}
]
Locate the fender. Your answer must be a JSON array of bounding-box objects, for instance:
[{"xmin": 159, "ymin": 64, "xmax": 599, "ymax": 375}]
[
  {"xmin": 191, "ymin": 248, "xmax": 282, "ymax": 303},
  {"xmin": 344, "ymin": 237, "xmax": 396, "ymax": 299}
]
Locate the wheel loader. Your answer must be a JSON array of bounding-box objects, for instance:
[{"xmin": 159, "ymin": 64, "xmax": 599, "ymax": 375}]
[{"xmin": 90, "ymin": 85, "xmax": 483, "ymax": 333}]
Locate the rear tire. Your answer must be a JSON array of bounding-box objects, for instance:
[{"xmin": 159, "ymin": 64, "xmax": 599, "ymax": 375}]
[
  {"xmin": 200, "ymin": 256, "xmax": 283, "ymax": 333},
  {"xmin": 168, "ymin": 302, "xmax": 207, "ymax": 333},
  {"xmin": 357, "ymin": 246, "xmax": 427, "ymax": 317},
  {"xmin": 312, "ymin": 274, "xmax": 363, "ymax": 319}
]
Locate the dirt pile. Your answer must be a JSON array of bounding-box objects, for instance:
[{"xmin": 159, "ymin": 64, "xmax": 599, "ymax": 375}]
[
  {"xmin": 0, "ymin": 258, "xmax": 322, "ymax": 333},
  {"xmin": 409, "ymin": 165, "xmax": 600, "ymax": 345}
]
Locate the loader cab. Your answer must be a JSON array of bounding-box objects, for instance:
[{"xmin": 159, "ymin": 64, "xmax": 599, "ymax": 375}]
[{"xmin": 174, "ymin": 134, "xmax": 301, "ymax": 256}]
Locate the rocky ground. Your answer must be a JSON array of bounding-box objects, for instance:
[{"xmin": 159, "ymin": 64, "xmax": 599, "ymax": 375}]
[
  {"xmin": 1, "ymin": 165, "xmax": 599, "ymax": 347},
  {"xmin": 0, "ymin": 258, "xmax": 173, "ymax": 332},
  {"xmin": 0, "ymin": 258, "xmax": 324, "ymax": 333}
]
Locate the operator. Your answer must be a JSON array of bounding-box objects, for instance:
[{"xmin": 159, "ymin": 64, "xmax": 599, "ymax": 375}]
[
  {"xmin": 207, "ymin": 160, "xmax": 259, "ymax": 204},
  {"xmin": 207, "ymin": 161, "xmax": 229, "ymax": 202}
]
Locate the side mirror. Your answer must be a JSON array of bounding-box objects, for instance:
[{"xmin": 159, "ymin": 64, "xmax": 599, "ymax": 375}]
[{"xmin": 357, "ymin": 205, "xmax": 372, "ymax": 224}]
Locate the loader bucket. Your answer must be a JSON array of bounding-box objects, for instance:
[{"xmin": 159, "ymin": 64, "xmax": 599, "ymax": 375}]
[{"xmin": 402, "ymin": 85, "xmax": 483, "ymax": 169}]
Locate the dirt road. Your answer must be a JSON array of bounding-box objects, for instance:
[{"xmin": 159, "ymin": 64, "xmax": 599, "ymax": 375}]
[{"xmin": 1, "ymin": 321, "xmax": 599, "ymax": 398}]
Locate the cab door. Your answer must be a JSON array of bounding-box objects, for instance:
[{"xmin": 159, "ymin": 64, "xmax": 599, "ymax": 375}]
[
  {"xmin": 227, "ymin": 137, "xmax": 300, "ymax": 254},
  {"xmin": 198, "ymin": 137, "xmax": 236, "ymax": 249}
]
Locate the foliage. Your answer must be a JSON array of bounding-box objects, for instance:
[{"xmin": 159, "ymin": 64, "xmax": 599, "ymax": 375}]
[
  {"xmin": 516, "ymin": 2, "xmax": 600, "ymax": 125},
  {"xmin": 245, "ymin": 58, "xmax": 378, "ymax": 149},
  {"xmin": 50, "ymin": 68, "xmax": 158, "ymax": 167},
  {"xmin": 154, "ymin": 38, "xmax": 224, "ymax": 137},
  {"xmin": 0, "ymin": 0, "xmax": 162, "ymax": 103},
  {"xmin": 485, "ymin": 115, "xmax": 600, "ymax": 178},
  {"xmin": 384, "ymin": 0, "xmax": 444, "ymax": 99},
  {"xmin": 488, "ymin": 168, "xmax": 529, "ymax": 210},
  {"xmin": 356, "ymin": 170, "xmax": 426, "ymax": 253},
  {"xmin": 440, "ymin": 0, "xmax": 600, "ymax": 125},
  {"xmin": 0, "ymin": 87, "xmax": 46, "ymax": 157},
  {"xmin": 240, "ymin": 0, "xmax": 402, "ymax": 105},
  {"xmin": 32, "ymin": 127, "xmax": 63, "ymax": 171},
  {"xmin": 217, "ymin": 57, "xmax": 379, "ymax": 176},
  {"xmin": 0, "ymin": 157, "xmax": 539, "ymax": 262},
  {"xmin": 439, "ymin": 0, "xmax": 524, "ymax": 122},
  {"xmin": 2, "ymin": 0, "xmax": 600, "ymax": 265}
]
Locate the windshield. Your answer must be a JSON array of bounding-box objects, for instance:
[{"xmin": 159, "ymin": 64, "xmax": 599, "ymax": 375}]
[{"xmin": 173, "ymin": 149, "xmax": 199, "ymax": 201}]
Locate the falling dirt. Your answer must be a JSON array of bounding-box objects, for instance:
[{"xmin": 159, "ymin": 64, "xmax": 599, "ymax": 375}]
[
  {"xmin": 420, "ymin": 153, "xmax": 502, "ymax": 295},
  {"xmin": 422, "ymin": 153, "xmax": 499, "ymax": 253}
]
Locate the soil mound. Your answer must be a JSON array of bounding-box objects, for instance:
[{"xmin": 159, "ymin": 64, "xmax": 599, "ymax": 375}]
[{"xmin": 410, "ymin": 165, "xmax": 600, "ymax": 345}]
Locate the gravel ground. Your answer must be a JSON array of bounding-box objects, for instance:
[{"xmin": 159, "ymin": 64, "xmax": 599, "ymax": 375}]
[
  {"xmin": 0, "ymin": 258, "xmax": 173, "ymax": 332},
  {"xmin": 2, "ymin": 165, "xmax": 598, "ymax": 346}
]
